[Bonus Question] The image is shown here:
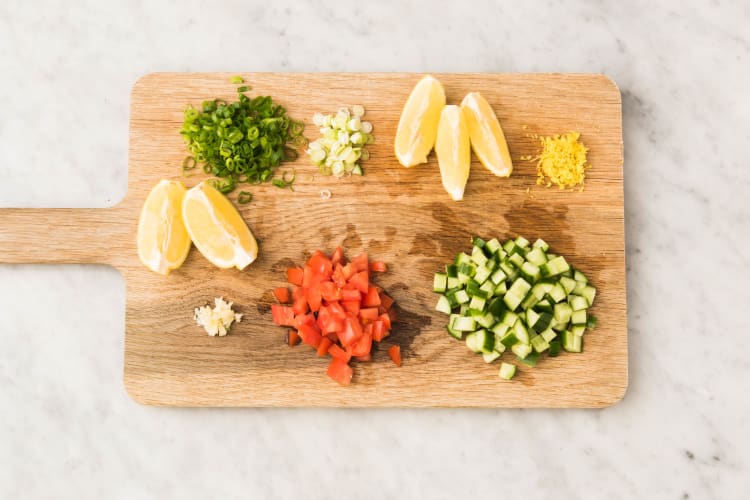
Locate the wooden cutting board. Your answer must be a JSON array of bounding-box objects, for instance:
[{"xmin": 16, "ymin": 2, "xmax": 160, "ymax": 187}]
[{"xmin": 0, "ymin": 73, "xmax": 626, "ymax": 407}]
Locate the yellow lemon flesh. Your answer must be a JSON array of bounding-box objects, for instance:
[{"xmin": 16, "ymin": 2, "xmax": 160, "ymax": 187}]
[
  {"xmin": 435, "ymin": 105, "xmax": 471, "ymax": 201},
  {"xmin": 137, "ymin": 179, "xmax": 192, "ymax": 275},
  {"xmin": 394, "ymin": 75, "xmax": 446, "ymax": 167},
  {"xmin": 182, "ymin": 181, "xmax": 258, "ymax": 270},
  {"xmin": 461, "ymin": 92, "xmax": 513, "ymax": 177}
]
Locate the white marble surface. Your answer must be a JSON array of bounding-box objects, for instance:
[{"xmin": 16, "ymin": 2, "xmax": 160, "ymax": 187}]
[{"xmin": 1, "ymin": 0, "xmax": 748, "ymax": 498}]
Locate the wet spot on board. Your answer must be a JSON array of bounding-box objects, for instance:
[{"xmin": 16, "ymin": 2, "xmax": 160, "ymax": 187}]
[
  {"xmin": 408, "ymin": 232, "xmax": 439, "ymax": 256},
  {"xmin": 343, "ymin": 223, "xmax": 362, "ymax": 250},
  {"xmin": 427, "ymin": 202, "xmax": 474, "ymax": 254},
  {"xmin": 391, "ymin": 303, "xmax": 432, "ymax": 355},
  {"xmin": 320, "ymin": 227, "xmax": 333, "ymax": 246},
  {"xmin": 271, "ymin": 257, "xmax": 297, "ymax": 273},
  {"xmin": 367, "ymin": 226, "xmax": 397, "ymax": 253}
]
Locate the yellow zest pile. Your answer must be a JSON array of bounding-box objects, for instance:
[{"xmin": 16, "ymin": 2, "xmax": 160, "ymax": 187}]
[{"xmin": 530, "ymin": 131, "xmax": 590, "ymax": 190}]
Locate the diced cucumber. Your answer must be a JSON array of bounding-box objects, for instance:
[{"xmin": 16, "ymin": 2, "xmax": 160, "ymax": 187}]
[
  {"xmin": 579, "ymin": 286, "xmax": 597, "ymax": 306},
  {"xmin": 499, "ymin": 261, "xmax": 517, "ymax": 281},
  {"xmin": 483, "ymin": 350, "xmax": 501, "ymax": 363},
  {"xmin": 520, "ymin": 261, "xmax": 541, "ymax": 284},
  {"xmin": 472, "ymin": 236, "xmax": 487, "ymax": 248},
  {"xmin": 458, "ymin": 262, "xmax": 476, "ymax": 277},
  {"xmin": 571, "ymin": 325, "xmax": 586, "ymax": 337},
  {"xmin": 469, "ymin": 295, "xmax": 486, "ymax": 311},
  {"xmin": 548, "ymin": 340, "xmax": 561, "ymax": 356},
  {"xmin": 529, "ymin": 312, "xmax": 553, "ymax": 332},
  {"xmin": 452, "ymin": 315, "xmax": 476, "ymax": 332},
  {"xmin": 513, "ymin": 320, "xmax": 530, "ymax": 344},
  {"xmin": 475, "ymin": 312, "xmax": 495, "ymax": 329},
  {"xmin": 518, "ymin": 351, "xmax": 540, "ymax": 367},
  {"xmin": 467, "ymin": 308, "xmax": 485, "ymax": 317},
  {"xmin": 471, "ymin": 245, "xmax": 488, "ymax": 266},
  {"xmin": 530, "ymin": 334, "xmax": 550, "ymax": 353},
  {"xmin": 503, "ymin": 278, "xmax": 531, "ymax": 311},
  {"xmin": 548, "ymin": 282, "xmax": 567, "ymax": 303},
  {"xmin": 499, "ymin": 362, "xmax": 517, "ymax": 380},
  {"xmin": 532, "ymin": 238, "xmax": 549, "ymax": 251},
  {"xmin": 446, "ymin": 276, "xmax": 461, "ymax": 290},
  {"xmin": 446, "ymin": 264, "xmax": 458, "ymax": 277},
  {"xmin": 520, "ymin": 292, "xmax": 540, "ymax": 311},
  {"xmin": 574, "ymin": 269, "xmax": 588, "ymax": 284},
  {"xmin": 502, "ymin": 240, "xmax": 517, "ymax": 255},
  {"xmin": 433, "ymin": 273, "xmax": 448, "ymax": 293},
  {"xmin": 553, "ymin": 303, "xmax": 573, "ymax": 325},
  {"xmin": 473, "ymin": 264, "xmax": 491, "ymax": 285},
  {"xmin": 540, "ymin": 255, "xmax": 570, "ymax": 277},
  {"xmin": 490, "ymin": 268, "xmax": 507, "ymax": 285},
  {"xmin": 479, "ymin": 280, "xmax": 495, "ymax": 297},
  {"xmin": 540, "ymin": 328, "xmax": 557, "ymax": 342},
  {"xmin": 525, "ymin": 247, "xmax": 548, "ymax": 266},
  {"xmin": 526, "ymin": 309, "xmax": 540, "ymax": 329},
  {"xmin": 569, "ymin": 295, "xmax": 589, "ymax": 311},
  {"xmin": 535, "ymin": 300, "xmax": 554, "ymax": 314},
  {"xmin": 459, "ymin": 304, "xmax": 469, "ymax": 315},
  {"xmin": 466, "ymin": 280, "xmax": 486, "ymax": 299},
  {"xmin": 457, "ymin": 272, "xmax": 471, "ymax": 285},
  {"xmin": 559, "ymin": 276, "xmax": 577, "ymax": 294},
  {"xmin": 508, "ymin": 252, "xmax": 525, "ymax": 269},
  {"xmin": 571, "ymin": 309, "xmax": 587, "ymax": 326},
  {"xmin": 485, "ymin": 238, "xmax": 502, "ymax": 255},
  {"xmin": 562, "ymin": 330, "xmax": 582, "ymax": 352},
  {"xmin": 511, "ymin": 342, "xmax": 533, "ymax": 359},
  {"xmin": 500, "ymin": 331, "xmax": 518, "ymax": 347},
  {"xmin": 515, "ymin": 236, "xmax": 530, "ymax": 248},
  {"xmin": 435, "ymin": 295, "xmax": 452, "ymax": 314},
  {"xmin": 454, "ymin": 289, "xmax": 470, "ymax": 305},
  {"xmin": 493, "ymin": 281, "xmax": 507, "ymax": 296},
  {"xmin": 465, "ymin": 331, "xmax": 483, "ymax": 353},
  {"xmin": 454, "ymin": 252, "xmax": 471, "ymax": 266},
  {"xmin": 491, "ymin": 322, "xmax": 509, "ymax": 337},
  {"xmin": 587, "ymin": 315, "xmax": 598, "ymax": 329},
  {"xmin": 500, "ymin": 309, "xmax": 518, "ymax": 327}
]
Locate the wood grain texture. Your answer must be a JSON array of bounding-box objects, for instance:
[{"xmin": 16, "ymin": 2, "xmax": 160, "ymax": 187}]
[{"xmin": 0, "ymin": 73, "xmax": 626, "ymax": 407}]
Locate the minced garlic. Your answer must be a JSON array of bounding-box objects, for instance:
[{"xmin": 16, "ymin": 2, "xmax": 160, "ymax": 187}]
[
  {"xmin": 194, "ymin": 297, "xmax": 242, "ymax": 336},
  {"xmin": 531, "ymin": 131, "xmax": 590, "ymax": 190}
]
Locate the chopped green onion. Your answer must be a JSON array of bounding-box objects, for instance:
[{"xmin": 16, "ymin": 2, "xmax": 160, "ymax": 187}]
[
  {"xmin": 306, "ymin": 105, "xmax": 374, "ymax": 178},
  {"xmin": 237, "ymin": 191, "xmax": 253, "ymax": 204},
  {"xmin": 230, "ymin": 76, "xmax": 244, "ymax": 84},
  {"xmin": 237, "ymin": 85, "xmax": 251, "ymax": 93}
]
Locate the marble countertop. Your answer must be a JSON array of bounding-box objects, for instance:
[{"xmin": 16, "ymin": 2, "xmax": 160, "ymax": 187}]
[{"xmin": 1, "ymin": 1, "xmax": 747, "ymax": 498}]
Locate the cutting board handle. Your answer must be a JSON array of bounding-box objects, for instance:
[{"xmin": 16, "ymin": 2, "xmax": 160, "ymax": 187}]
[{"xmin": 0, "ymin": 206, "xmax": 128, "ymax": 266}]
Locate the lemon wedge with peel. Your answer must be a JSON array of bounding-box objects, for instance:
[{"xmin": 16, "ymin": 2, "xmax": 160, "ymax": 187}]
[
  {"xmin": 137, "ymin": 179, "xmax": 192, "ymax": 275},
  {"xmin": 182, "ymin": 181, "xmax": 258, "ymax": 270},
  {"xmin": 394, "ymin": 75, "xmax": 446, "ymax": 167},
  {"xmin": 461, "ymin": 92, "xmax": 513, "ymax": 177},
  {"xmin": 435, "ymin": 105, "xmax": 471, "ymax": 201}
]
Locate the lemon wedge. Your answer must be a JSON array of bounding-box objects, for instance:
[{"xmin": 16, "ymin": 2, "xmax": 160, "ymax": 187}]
[
  {"xmin": 461, "ymin": 92, "xmax": 513, "ymax": 177},
  {"xmin": 182, "ymin": 181, "xmax": 258, "ymax": 270},
  {"xmin": 137, "ymin": 179, "xmax": 192, "ymax": 275},
  {"xmin": 435, "ymin": 105, "xmax": 471, "ymax": 201},
  {"xmin": 394, "ymin": 75, "xmax": 446, "ymax": 167}
]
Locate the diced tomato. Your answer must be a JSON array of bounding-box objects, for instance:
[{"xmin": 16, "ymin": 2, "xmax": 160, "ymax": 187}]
[
  {"xmin": 378, "ymin": 312, "xmax": 392, "ymax": 330},
  {"xmin": 273, "ymin": 287, "xmax": 290, "ymax": 303},
  {"xmin": 351, "ymin": 252, "xmax": 369, "ymax": 272},
  {"xmin": 288, "ymin": 330, "xmax": 300, "ymax": 347},
  {"xmin": 339, "ymin": 316, "xmax": 363, "ymax": 347},
  {"xmin": 372, "ymin": 320, "xmax": 389, "ymax": 341},
  {"xmin": 354, "ymin": 354, "xmax": 371, "ymax": 362},
  {"xmin": 308, "ymin": 250, "xmax": 333, "ymax": 277},
  {"xmin": 319, "ymin": 281, "xmax": 342, "ymax": 301},
  {"xmin": 298, "ymin": 323, "xmax": 322, "ymax": 349},
  {"xmin": 294, "ymin": 313, "xmax": 315, "ymax": 328},
  {"xmin": 370, "ymin": 261, "xmax": 387, "ymax": 272},
  {"xmin": 327, "ymin": 301, "xmax": 347, "ymax": 320},
  {"xmin": 341, "ymin": 263, "xmax": 357, "ymax": 280},
  {"xmin": 359, "ymin": 307, "xmax": 379, "ymax": 322},
  {"xmin": 388, "ymin": 345, "xmax": 402, "ymax": 367},
  {"xmin": 287, "ymin": 267, "xmax": 304, "ymax": 286},
  {"xmin": 302, "ymin": 265, "xmax": 317, "ymax": 288},
  {"xmin": 271, "ymin": 305, "xmax": 295, "ymax": 326},
  {"xmin": 347, "ymin": 270, "xmax": 369, "ymax": 294},
  {"xmin": 327, "ymin": 358, "xmax": 353, "ymax": 386},
  {"xmin": 325, "ymin": 332, "xmax": 339, "ymax": 342},
  {"xmin": 332, "ymin": 264, "xmax": 348, "ymax": 287},
  {"xmin": 379, "ymin": 293, "xmax": 394, "ymax": 310},
  {"xmin": 317, "ymin": 337, "xmax": 333, "ymax": 357},
  {"xmin": 363, "ymin": 286, "xmax": 381, "ymax": 307},
  {"xmin": 292, "ymin": 294, "xmax": 309, "ymax": 315},
  {"xmin": 341, "ymin": 300, "xmax": 360, "ymax": 316},
  {"xmin": 306, "ymin": 285, "xmax": 322, "ymax": 312},
  {"xmin": 328, "ymin": 343, "xmax": 351, "ymax": 362},
  {"xmin": 341, "ymin": 288, "xmax": 362, "ymax": 302},
  {"xmin": 318, "ymin": 307, "xmax": 344, "ymax": 334},
  {"xmin": 331, "ymin": 246, "xmax": 345, "ymax": 266},
  {"xmin": 351, "ymin": 333, "xmax": 372, "ymax": 357}
]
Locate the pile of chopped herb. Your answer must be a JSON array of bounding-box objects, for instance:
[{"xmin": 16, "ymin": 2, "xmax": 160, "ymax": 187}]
[{"xmin": 179, "ymin": 77, "xmax": 306, "ymax": 195}]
